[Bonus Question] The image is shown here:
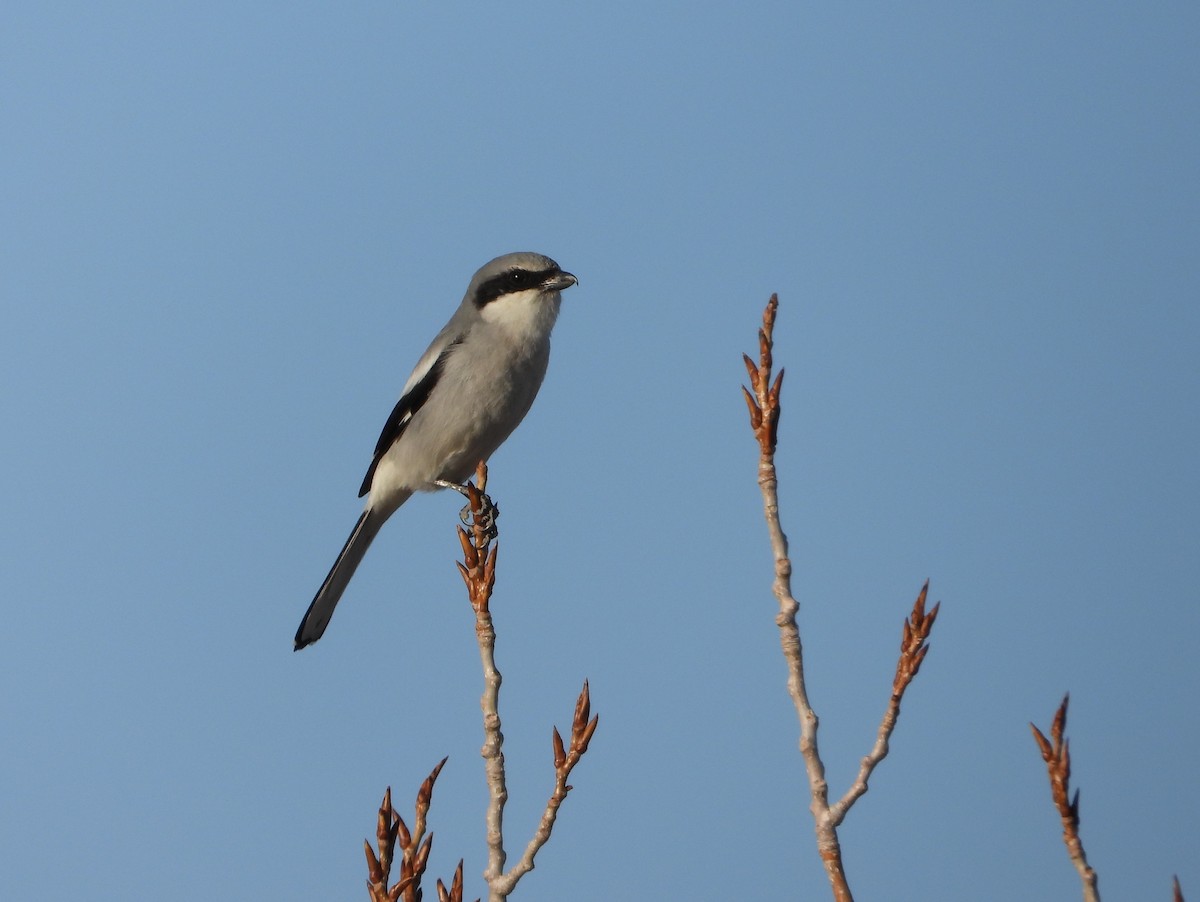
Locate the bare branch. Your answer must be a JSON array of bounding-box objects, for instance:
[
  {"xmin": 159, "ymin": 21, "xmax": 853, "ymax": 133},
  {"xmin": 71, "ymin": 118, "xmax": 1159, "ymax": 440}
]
[
  {"xmin": 493, "ymin": 681, "xmax": 599, "ymax": 896},
  {"xmin": 742, "ymin": 296, "xmax": 938, "ymax": 902},
  {"xmin": 829, "ymin": 583, "xmax": 939, "ymax": 824},
  {"xmin": 456, "ymin": 465, "xmax": 597, "ymax": 901},
  {"xmin": 1031, "ymin": 694, "xmax": 1100, "ymax": 902},
  {"xmin": 742, "ymin": 295, "xmax": 846, "ymax": 898},
  {"xmin": 455, "ymin": 463, "xmax": 507, "ymax": 895}
]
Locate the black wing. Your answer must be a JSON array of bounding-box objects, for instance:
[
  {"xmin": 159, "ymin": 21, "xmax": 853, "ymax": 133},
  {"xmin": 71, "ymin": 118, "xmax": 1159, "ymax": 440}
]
[{"xmin": 358, "ymin": 338, "xmax": 462, "ymax": 497}]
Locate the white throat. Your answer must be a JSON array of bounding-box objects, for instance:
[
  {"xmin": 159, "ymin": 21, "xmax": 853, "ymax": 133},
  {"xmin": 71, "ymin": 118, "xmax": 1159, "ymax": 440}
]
[{"xmin": 479, "ymin": 288, "xmax": 562, "ymax": 341}]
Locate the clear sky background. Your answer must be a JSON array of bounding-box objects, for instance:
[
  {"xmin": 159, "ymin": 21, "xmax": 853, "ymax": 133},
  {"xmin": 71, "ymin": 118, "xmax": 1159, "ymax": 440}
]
[{"xmin": 3, "ymin": 3, "xmax": 1197, "ymax": 900}]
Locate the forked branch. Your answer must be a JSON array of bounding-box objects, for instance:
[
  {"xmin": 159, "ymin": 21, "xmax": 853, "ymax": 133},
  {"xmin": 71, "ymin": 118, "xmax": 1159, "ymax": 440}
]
[
  {"xmin": 742, "ymin": 296, "xmax": 939, "ymax": 902},
  {"xmin": 457, "ymin": 463, "xmax": 598, "ymax": 902},
  {"xmin": 494, "ymin": 681, "xmax": 598, "ymax": 896},
  {"xmin": 829, "ymin": 583, "xmax": 939, "ymax": 824}
]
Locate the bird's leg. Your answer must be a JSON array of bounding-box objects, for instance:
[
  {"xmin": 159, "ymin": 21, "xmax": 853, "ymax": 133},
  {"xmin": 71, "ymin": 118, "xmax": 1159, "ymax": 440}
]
[{"xmin": 434, "ymin": 479, "xmax": 500, "ymax": 539}]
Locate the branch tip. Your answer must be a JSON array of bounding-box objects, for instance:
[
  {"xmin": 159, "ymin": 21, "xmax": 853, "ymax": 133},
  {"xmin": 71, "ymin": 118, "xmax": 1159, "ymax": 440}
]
[
  {"xmin": 574, "ymin": 680, "xmax": 591, "ymax": 726},
  {"xmin": 1032, "ymin": 693, "xmax": 1099, "ymax": 900}
]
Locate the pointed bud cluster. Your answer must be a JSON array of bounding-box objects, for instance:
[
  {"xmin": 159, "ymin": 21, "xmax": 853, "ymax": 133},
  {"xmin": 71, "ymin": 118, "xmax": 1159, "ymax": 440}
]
[
  {"xmin": 892, "ymin": 580, "xmax": 940, "ymax": 696},
  {"xmin": 551, "ymin": 680, "xmax": 599, "ymax": 780},
  {"xmin": 455, "ymin": 463, "xmax": 498, "ymax": 614},
  {"xmin": 437, "ymin": 860, "xmax": 473, "ymax": 902},
  {"xmin": 741, "ymin": 295, "xmax": 785, "ymax": 455},
  {"xmin": 364, "ymin": 760, "xmax": 453, "ymax": 902},
  {"xmin": 1031, "ymin": 694, "xmax": 1080, "ymax": 833},
  {"xmin": 1030, "ymin": 694, "xmax": 1099, "ymax": 896}
]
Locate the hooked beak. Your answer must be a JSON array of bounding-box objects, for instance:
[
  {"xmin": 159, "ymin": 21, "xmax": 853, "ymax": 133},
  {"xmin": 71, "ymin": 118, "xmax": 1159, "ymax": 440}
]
[{"xmin": 544, "ymin": 270, "xmax": 578, "ymax": 292}]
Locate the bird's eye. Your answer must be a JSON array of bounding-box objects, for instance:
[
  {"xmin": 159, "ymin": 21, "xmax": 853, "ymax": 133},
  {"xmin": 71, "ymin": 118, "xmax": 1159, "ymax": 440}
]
[{"xmin": 506, "ymin": 269, "xmax": 535, "ymax": 288}]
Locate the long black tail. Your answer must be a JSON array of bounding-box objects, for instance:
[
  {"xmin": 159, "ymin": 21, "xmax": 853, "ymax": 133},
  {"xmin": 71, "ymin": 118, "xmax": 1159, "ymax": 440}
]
[{"xmin": 294, "ymin": 508, "xmax": 386, "ymax": 650}]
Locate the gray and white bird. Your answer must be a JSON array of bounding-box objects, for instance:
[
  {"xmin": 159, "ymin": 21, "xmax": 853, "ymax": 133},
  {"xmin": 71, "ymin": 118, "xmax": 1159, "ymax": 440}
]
[{"xmin": 294, "ymin": 252, "xmax": 577, "ymax": 650}]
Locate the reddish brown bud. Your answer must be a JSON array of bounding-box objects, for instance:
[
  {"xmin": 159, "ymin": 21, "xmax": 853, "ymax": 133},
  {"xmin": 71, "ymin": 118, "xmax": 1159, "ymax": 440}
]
[
  {"xmin": 578, "ymin": 715, "xmax": 599, "ymax": 754},
  {"xmin": 365, "ymin": 840, "xmax": 382, "ymax": 882},
  {"xmin": 552, "ymin": 727, "xmax": 566, "ymax": 769},
  {"xmin": 742, "ymin": 386, "xmax": 762, "ymax": 430},
  {"xmin": 742, "ymin": 353, "xmax": 760, "ymax": 387}
]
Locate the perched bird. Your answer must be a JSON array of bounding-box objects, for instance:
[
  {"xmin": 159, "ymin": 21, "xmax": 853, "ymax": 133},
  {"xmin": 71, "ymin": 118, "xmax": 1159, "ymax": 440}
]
[{"xmin": 294, "ymin": 252, "xmax": 578, "ymax": 650}]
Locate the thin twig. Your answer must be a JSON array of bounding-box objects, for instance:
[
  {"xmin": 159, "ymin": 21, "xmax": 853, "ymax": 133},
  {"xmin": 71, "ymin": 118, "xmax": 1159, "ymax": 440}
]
[
  {"xmin": 742, "ymin": 295, "xmax": 847, "ymax": 897},
  {"xmin": 456, "ymin": 463, "xmax": 507, "ymax": 896},
  {"xmin": 1031, "ymin": 694, "xmax": 1100, "ymax": 902},
  {"xmin": 829, "ymin": 583, "xmax": 939, "ymax": 824},
  {"xmin": 456, "ymin": 463, "xmax": 597, "ymax": 902},
  {"xmin": 742, "ymin": 296, "xmax": 938, "ymax": 901},
  {"xmin": 492, "ymin": 681, "xmax": 598, "ymax": 896}
]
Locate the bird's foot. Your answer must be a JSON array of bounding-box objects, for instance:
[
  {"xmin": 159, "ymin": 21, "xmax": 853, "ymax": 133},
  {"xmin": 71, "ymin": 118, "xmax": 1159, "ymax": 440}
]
[
  {"xmin": 467, "ymin": 496, "xmax": 499, "ymax": 540},
  {"xmin": 434, "ymin": 479, "xmax": 500, "ymax": 540}
]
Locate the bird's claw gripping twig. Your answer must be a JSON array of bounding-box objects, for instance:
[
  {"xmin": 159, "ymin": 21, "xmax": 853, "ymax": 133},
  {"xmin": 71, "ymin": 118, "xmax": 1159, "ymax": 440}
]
[
  {"xmin": 435, "ymin": 479, "xmax": 500, "ymax": 540},
  {"xmin": 462, "ymin": 495, "xmax": 499, "ymax": 539}
]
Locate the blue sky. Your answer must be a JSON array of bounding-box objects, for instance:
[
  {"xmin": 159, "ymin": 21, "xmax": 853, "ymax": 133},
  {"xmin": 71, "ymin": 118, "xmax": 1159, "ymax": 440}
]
[{"xmin": 3, "ymin": 2, "xmax": 1197, "ymax": 900}]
